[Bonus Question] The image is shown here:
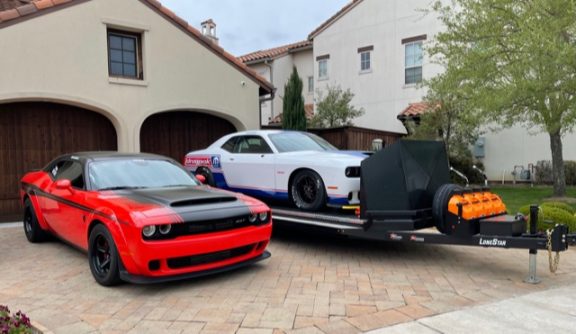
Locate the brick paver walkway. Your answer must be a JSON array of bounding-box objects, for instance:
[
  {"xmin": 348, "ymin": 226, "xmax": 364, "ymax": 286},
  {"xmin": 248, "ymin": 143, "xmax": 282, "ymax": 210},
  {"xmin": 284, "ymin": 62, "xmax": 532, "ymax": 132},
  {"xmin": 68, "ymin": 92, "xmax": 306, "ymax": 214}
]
[{"xmin": 1, "ymin": 224, "xmax": 575, "ymax": 333}]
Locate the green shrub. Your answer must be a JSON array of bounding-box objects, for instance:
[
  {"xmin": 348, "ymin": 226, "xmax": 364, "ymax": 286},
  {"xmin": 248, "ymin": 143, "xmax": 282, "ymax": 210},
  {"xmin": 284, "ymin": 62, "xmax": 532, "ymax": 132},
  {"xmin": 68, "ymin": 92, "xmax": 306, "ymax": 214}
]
[
  {"xmin": 540, "ymin": 201, "xmax": 576, "ymax": 215},
  {"xmin": 534, "ymin": 160, "xmax": 576, "ymax": 185},
  {"xmin": 534, "ymin": 160, "xmax": 553, "ymax": 184},
  {"xmin": 449, "ymin": 156, "xmax": 486, "ymax": 185},
  {"xmin": 565, "ymin": 161, "xmax": 576, "ymax": 186},
  {"xmin": 518, "ymin": 205, "xmax": 576, "ymax": 232}
]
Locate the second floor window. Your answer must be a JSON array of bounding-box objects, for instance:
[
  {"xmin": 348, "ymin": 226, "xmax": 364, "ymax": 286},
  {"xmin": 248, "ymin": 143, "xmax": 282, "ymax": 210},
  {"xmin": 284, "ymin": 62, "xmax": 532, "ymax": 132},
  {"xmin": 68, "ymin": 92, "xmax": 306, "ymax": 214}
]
[
  {"xmin": 108, "ymin": 29, "xmax": 143, "ymax": 80},
  {"xmin": 358, "ymin": 46, "xmax": 373, "ymax": 73},
  {"xmin": 405, "ymin": 41, "xmax": 423, "ymax": 84},
  {"xmin": 318, "ymin": 59, "xmax": 328, "ymax": 79},
  {"xmin": 360, "ymin": 51, "xmax": 371, "ymax": 72},
  {"xmin": 317, "ymin": 55, "xmax": 329, "ymax": 80}
]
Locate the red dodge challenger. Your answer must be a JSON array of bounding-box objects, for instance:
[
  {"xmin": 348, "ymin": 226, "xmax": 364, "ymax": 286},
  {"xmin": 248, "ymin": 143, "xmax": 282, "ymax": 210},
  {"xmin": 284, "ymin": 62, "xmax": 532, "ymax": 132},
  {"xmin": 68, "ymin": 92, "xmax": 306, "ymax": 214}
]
[{"xmin": 20, "ymin": 152, "xmax": 272, "ymax": 286}]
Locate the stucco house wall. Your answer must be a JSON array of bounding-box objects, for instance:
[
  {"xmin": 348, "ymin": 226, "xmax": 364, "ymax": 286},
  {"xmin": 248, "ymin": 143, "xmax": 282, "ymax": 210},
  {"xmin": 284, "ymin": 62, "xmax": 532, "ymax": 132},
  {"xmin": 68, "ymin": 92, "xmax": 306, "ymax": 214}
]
[
  {"xmin": 310, "ymin": 0, "xmax": 576, "ymax": 181},
  {"xmin": 241, "ymin": 44, "xmax": 313, "ymax": 126},
  {"xmin": 0, "ymin": 0, "xmax": 269, "ymax": 152},
  {"xmin": 312, "ymin": 0, "xmax": 444, "ymax": 134}
]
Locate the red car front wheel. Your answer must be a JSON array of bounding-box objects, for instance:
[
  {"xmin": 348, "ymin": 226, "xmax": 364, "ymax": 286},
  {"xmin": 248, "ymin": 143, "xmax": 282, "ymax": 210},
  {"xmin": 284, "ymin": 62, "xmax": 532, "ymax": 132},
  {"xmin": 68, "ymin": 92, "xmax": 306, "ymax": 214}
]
[
  {"xmin": 88, "ymin": 224, "xmax": 122, "ymax": 286},
  {"xmin": 23, "ymin": 199, "xmax": 49, "ymax": 243}
]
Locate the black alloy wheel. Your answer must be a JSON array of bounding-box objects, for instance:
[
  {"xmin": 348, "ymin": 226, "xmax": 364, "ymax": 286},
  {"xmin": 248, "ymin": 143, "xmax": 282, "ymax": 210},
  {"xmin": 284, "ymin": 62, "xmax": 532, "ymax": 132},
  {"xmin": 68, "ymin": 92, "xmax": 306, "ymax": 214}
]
[
  {"xmin": 196, "ymin": 167, "xmax": 216, "ymax": 186},
  {"xmin": 88, "ymin": 224, "xmax": 121, "ymax": 286},
  {"xmin": 290, "ymin": 170, "xmax": 326, "ymax": 211},
  {"xmin": 23, "ymin": 199, "xmax": 49, "ymax": 243}
]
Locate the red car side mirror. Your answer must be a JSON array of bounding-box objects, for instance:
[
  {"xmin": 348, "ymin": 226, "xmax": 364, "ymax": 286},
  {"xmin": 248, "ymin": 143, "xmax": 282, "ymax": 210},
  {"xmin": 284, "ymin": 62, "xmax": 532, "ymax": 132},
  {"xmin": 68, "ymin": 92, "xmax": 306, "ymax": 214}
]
[
  {"xmin": 196, "ymin": 174, "xmax": 207, "ymax": 184},
  {"xmin": 55, "ymin": 179, "xmax": 74, "ymax": 192}
]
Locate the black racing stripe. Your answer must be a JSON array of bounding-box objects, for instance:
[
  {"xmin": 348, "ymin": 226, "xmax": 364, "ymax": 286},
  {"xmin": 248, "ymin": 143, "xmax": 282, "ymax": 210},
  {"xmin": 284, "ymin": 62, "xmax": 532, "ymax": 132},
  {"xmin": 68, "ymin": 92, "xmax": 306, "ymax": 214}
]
[
  {"xmin": 21, "ymin": 182, "xmax": 121, "ymax": 223},
  {"xmin": 108, "ymin": 187, "xmax": 254, "ymax": 221}
]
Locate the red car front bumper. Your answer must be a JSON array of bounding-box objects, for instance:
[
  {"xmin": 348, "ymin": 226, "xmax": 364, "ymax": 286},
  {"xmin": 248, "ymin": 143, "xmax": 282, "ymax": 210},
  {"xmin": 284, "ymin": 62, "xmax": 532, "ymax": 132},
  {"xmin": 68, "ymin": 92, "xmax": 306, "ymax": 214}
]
[{"xmin": 117, "ymin": 223, "xmax": 272, "ymax": 283}]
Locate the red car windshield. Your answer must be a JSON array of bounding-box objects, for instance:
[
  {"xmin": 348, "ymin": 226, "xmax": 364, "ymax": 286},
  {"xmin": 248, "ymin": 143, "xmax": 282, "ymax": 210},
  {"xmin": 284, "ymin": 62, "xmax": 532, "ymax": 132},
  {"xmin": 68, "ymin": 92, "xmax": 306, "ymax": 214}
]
[{"xmin": 88, "ymin": 159, "xmax": 199, "ymax": 190}]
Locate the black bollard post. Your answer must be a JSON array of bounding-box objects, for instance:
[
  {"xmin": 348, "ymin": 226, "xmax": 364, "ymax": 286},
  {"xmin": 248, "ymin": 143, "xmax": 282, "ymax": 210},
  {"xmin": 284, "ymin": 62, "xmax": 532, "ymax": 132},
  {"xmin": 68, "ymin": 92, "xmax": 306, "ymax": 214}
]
[{"xmin": 524, "ymin": 204, "xmax": 541, "ymax": 284}]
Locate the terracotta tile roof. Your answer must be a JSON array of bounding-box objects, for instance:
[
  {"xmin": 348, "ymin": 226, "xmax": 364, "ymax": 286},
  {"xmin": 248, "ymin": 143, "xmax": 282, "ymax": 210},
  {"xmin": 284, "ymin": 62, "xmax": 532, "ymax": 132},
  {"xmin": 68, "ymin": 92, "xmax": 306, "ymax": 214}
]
[
  {"xmin": 397, "ymin": 102, "xmax": 436, "ymax": 119},
  {"xmin": 269, "ymin": 104, "xmax": 314, "ymax": 125},
  {"xmin": 238, "ymin": 40, "xmax": 312, "ymax": 64},
  {"xmin": 0, "ymin": 0, "xmax": 29, "ymax": 12},
  {"xmin": 0, "ymin": 0, "xmax": 74, "ymax": 24},
  {"xmin": 308, "ymin": 0, "xmax": 363, "ymax": 40},
  {"xmin": 0, "ymin": 0, "xmax": 274, "ymax": 95}
]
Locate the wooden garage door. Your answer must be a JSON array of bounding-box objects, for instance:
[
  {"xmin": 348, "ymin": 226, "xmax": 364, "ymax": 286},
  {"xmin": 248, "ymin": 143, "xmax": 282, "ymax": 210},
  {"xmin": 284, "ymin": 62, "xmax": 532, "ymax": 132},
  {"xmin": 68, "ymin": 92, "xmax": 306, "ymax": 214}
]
[
  {"xmin": 0, "ymin": 102, "xmax": 117, "ymax": 221},
  {"xmin": 140, "ymin": 111, "xmax": 236, "ymax": 162}
]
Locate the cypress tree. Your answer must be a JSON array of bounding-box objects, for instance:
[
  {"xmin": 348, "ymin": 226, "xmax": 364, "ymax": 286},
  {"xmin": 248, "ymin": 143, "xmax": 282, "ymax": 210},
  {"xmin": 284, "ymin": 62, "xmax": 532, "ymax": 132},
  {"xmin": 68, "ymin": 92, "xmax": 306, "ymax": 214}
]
[{"xmin": 282, "ymin": 67, "xmax": 307, "ymax": 130}]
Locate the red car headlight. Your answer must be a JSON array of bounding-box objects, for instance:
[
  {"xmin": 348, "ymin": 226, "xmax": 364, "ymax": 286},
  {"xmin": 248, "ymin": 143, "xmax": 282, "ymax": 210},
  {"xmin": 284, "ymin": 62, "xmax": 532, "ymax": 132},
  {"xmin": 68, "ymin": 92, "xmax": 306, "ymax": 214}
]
[
  {"xmin": 142, "ymin": 225, "xmax": 156, "ymax": 238},
  {"xmin": 258, "ymin": 211, "xmax": 269, "ymax": 223}
]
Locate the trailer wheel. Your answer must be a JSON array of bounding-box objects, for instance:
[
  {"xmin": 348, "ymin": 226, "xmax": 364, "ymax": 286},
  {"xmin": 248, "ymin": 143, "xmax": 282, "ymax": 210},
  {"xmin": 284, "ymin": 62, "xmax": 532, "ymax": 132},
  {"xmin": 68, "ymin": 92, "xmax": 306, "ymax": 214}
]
[{"xmin": 433, "ymin": 183, "xmax": 463, "ymax": 234}]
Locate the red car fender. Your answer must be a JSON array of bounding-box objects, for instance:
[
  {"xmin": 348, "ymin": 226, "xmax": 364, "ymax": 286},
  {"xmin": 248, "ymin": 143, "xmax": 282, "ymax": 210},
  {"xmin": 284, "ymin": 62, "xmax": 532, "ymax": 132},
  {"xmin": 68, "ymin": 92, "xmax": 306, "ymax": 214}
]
[
  {"xmin": 85, "ymin": 208, "xmax": 143, "ymax": 275},
  {"xmin": 22, "ymin": 192, "xmax": 51, "ymax": 232}
]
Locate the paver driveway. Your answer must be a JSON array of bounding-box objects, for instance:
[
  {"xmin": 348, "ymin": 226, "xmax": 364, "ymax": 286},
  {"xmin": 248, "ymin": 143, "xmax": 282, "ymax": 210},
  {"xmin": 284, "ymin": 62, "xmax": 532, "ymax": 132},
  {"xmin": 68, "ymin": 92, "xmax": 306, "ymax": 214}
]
[{"xmin": 1, "ymin": 223, "xmax": 575, "ymax": 334}]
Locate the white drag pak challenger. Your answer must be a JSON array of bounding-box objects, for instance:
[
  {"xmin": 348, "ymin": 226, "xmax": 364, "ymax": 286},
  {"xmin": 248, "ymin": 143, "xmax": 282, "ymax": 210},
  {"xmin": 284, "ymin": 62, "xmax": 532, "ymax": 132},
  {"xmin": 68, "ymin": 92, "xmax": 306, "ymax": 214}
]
[{"xmin": 184, "ymin": 130, "xmax": 367, "ymax": 211}]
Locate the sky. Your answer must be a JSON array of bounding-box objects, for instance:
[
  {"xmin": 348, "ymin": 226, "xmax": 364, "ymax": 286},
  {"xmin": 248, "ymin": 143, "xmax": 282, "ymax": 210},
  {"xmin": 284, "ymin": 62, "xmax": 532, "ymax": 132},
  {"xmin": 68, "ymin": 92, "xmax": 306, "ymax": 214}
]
[{"xmin": 160, "ymin": 0, "xmax": 351, "ymax": 57}]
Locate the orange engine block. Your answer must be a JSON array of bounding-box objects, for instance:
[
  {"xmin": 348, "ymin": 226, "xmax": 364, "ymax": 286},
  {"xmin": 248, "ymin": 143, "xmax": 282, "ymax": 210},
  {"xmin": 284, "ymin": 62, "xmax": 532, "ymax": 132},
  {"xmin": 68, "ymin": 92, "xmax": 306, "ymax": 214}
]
[{"xmin": 447, "ymin": 190, "xmax": 507, "ymax": 221}]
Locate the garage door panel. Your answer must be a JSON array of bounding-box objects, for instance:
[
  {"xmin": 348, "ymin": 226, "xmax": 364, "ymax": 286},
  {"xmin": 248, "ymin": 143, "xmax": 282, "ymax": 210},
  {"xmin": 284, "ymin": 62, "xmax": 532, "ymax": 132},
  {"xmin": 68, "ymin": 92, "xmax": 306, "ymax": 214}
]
[
  {"xmin": 0, "ymin": 102, "xmax": 117, "ymax": 221},
  {"xmin": 140, "ymin": 111, "xmax": 236, "ymax": 162}
]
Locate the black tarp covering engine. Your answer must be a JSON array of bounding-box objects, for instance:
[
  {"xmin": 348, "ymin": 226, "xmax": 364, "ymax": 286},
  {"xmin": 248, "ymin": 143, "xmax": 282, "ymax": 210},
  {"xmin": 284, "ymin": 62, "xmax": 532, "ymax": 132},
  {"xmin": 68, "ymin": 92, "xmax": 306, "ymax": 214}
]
[{"xmin": 360, "ymin": 140, "xmax": 450, "ymax": 220}]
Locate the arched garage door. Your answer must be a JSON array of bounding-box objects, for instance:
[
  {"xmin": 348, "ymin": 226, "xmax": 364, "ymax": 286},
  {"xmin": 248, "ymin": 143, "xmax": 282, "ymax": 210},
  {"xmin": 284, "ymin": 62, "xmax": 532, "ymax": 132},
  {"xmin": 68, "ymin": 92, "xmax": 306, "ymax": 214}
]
[
  {"xmin": 140, "ymin": 111, "xmax": 236, "ymax": 162},
  {"xmin": 0, "ymin": 102, "xmax": 117, "ymax": 221}
]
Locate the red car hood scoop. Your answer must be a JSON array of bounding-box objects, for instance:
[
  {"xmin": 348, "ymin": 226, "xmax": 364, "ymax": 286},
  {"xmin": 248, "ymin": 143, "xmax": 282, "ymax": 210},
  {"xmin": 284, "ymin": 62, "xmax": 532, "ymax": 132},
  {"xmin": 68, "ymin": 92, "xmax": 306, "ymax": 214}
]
[
  {"xmin": 123, "ymin": 187, "xmax": 238, "ymax": 209},
  {"xmin": 170, "ymin": 197, "xmax": 237, "ymax": 207}
]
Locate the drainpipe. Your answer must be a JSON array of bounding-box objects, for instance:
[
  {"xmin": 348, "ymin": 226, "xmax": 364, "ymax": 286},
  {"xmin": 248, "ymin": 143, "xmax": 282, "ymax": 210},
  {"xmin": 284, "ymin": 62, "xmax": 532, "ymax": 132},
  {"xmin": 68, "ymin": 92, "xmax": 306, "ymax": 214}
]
[
  {"xmin": 259, "ymin": 87, "xmax": 275, "ymax": 129},
  {"xmin": 263, "ymin": 59, "xmax": 274, "ymax": 122}
]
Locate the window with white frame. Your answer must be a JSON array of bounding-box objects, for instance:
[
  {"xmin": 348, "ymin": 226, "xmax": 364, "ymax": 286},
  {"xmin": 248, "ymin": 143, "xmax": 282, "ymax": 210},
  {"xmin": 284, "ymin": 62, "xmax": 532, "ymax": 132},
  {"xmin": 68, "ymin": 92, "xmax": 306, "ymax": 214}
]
[
  {"xmin": 361, "ymin": 52, "xmax": 371, "ymax": 71},
  {"xmin": 358, "ymin": 45, "xmax": 373, "ymax": 73},
  {"xmin": 403, "ymin": 35, "xmax": 426, "ymax": 85},
  {"xmin": 308, "ymin": 76, "xmax": 314, "ymax": 93},
  {"xmin": 317, "ymin": 55, "xmax": 329, "ymax": 80}
]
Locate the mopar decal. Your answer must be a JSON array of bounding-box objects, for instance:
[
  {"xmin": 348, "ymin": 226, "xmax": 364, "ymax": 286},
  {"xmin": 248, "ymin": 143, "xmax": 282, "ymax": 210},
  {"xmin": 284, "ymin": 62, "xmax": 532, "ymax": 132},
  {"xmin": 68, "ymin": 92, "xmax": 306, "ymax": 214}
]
[
  {"xmin": 185, "ymin": 155, "xmax": 221, "ymax": 170},
  {"xmin": 389, "ymin": 233, "xmax": 403, "ymax": 241},
  {"xmin": 479, "ymin": 238, "xmax": 507, "ymax": 247},
  {"xmin": 211, "ymin": 155, "xmax": 221, "ymax": 169}
]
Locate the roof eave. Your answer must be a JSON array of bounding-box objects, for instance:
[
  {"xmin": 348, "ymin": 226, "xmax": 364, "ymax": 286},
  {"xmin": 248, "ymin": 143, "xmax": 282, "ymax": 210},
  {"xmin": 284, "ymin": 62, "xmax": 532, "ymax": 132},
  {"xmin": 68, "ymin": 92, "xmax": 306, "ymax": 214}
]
[
  {"xmin": 288, "ymin": 44, "xmax": 313, "ymax": 54},
  {"xmin": 308, "ymin": 0, "xmax": 364, "ymax": 40},
  {"xmin": 243, "ymin": 57, "xmax": 274, "ymax": 66}
]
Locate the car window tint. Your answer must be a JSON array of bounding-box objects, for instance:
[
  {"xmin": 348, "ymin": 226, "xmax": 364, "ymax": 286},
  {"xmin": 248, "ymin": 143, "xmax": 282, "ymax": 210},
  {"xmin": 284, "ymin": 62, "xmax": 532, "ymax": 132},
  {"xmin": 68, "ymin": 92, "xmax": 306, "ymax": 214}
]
[
  {"xmin": 221, "ymin": 137, "xmax": 237, "ymax": 152},
  {"xmin": 269, "ymin": 132, "xmax": 338, "ymax": 153},
  {"xmin": 89, "ymin": 159, "xmax": 198, "ymax": 190},
  {"xmin": 54, "ymin": 160, "xmax": 85, "ymax": 189},
  {"xmin": 233, "ymin": 136, "xmax": 272, "ymax": 154}
]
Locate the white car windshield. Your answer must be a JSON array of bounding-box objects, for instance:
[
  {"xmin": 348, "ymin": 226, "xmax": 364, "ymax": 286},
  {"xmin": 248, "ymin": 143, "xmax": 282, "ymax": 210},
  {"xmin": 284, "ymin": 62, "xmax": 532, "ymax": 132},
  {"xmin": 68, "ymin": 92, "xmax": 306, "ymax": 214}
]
[
  {"xmin": 89, "ymin": 159, "xmax": 199, "ymax": 190},
  {"xmin": 269, "ymin": 132, "xmax": 338, "ymax": 153}
]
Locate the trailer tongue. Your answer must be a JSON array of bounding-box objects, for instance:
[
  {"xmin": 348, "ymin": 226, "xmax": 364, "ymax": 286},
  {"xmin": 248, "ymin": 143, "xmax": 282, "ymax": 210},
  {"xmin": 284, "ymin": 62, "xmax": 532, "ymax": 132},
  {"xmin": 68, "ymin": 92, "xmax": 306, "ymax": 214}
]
[{"xmin": 271, "ymin": 140, "xmax": 574, "ymax": 282}]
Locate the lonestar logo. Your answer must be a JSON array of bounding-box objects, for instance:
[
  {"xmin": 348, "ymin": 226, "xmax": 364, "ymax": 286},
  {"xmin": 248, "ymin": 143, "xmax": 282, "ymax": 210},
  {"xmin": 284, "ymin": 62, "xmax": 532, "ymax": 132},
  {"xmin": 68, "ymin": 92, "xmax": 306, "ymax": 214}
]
[{"xmin": 479, "ymin": 238, "xmax": 507, "ymax": 247}]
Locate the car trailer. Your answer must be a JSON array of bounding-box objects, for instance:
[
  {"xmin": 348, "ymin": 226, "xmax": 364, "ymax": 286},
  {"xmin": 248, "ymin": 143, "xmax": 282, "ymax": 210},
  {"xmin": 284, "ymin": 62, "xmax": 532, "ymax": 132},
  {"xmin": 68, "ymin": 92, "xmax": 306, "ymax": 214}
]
[{"xmin": 271, "ymin": 140, "xmax": 576, "ymax": 283}]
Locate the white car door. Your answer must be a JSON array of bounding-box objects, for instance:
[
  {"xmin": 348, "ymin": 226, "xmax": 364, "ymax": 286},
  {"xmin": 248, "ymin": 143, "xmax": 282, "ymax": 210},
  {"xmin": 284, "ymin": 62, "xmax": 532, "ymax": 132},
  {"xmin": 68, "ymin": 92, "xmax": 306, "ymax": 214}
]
[{"xmin": 221, "ymin": 135, "xmax": 276, "ymax": 195}]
